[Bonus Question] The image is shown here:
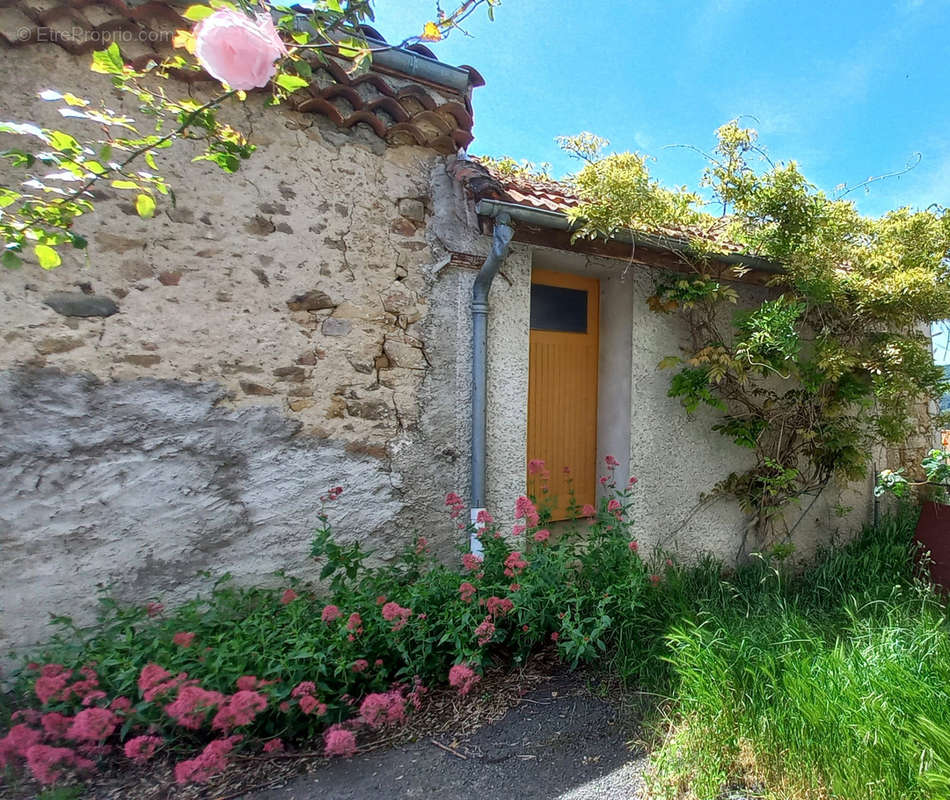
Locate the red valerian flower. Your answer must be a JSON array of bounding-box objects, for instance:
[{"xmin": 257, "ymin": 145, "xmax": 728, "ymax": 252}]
[
  {"xmin": 381, "ymin": 602, "xmax": 412, "ymax": 631},
  {"xmin": 484, "ymin": 596, "xmax": 514, "ymax": 617},
  {"xmin": 474, "ymin": 616, "xmax": 496, "ymax": 646},
  {"xmin": 280, "ymin": 589, "xmax": 298, "ymax": 605},
  {"xmin": 67, "ymin": 708, "xmax": 117, "ymax": 742},
  {"xmin": 321, "ymin": 604, "xmax": 342, "ymax": 623},
  {"xmin": 503, "ymin": 552, "xmax": 528, "ymax": 577},
  {"xmin": 462, "ymin": 553, "xmax": 483, "ymax": 572},
  {"xmin": 172, "ymin": 631, "xmax": 195, "ymax": 648},
  {"xmin": 358, "ymin": 691, "xmax": 406, "ymax": 729},
  {"xmin": 124, "ymin": 735, "xmax": 163, "ymax": 764},
  {"xmin": 324, "ymin": 725, "xmax": 357, "ymax": 758},
  {"xmin": 26, "ymin": 745, "xmax": 93, "ymax": 785},
  {"xmin": 448, "ymin": 663, "xmax": 480, "ymax": 696},
  {"xmin": 174, "ymin": 736, "xmax": 241, "ymax": 784}
]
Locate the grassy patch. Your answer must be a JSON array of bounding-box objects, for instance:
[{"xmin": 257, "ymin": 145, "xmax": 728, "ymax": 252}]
[{"xmin": 646, "ymin": 507, "xmax": 950, "ymax": 799}]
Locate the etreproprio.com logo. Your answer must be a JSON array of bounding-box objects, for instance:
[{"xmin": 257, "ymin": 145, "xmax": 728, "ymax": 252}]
[{"xmin": 16, "ymin": 26, "xmax": 173, "ymax": 43}]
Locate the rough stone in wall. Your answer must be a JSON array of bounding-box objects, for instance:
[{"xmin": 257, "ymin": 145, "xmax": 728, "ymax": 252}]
[{"xmin": 0, "ymin": 17, "xmax": 483, "ymax": 652}]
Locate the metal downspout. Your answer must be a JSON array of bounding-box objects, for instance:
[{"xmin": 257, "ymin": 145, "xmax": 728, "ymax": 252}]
[{"xmin": 470, "ymin": 212, "xmax": 514, "ymax": 554}]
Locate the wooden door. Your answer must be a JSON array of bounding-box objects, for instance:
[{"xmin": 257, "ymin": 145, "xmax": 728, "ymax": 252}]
[{"xmin": 527, "ymin": 269, "xmax": 599, "ymax": 520}]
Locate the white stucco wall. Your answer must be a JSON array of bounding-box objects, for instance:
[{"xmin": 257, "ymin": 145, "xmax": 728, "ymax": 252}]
[{"xmin": 477, "ymin": 244, "xmax": 874, "ymax": 565}]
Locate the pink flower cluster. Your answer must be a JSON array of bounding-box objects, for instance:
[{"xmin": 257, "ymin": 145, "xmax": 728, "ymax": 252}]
[
  {"xmin": 459, "ymin": 582, "xmax": 476, "ymax": 603},
  {"xmin": 484, "ymin": 596, "xmax": 514, "ymax": 618},
  {"xmin": 462, "ymin": 552, "xmax": 483, "ymax": 572},
  {"xmin": 174, "ymin": 735, "xmax": 242, "ymax": 784},
  {"xmin": 448, "ymin": 663, "xmax": 480, "ymax": 696},
  {"xmin": 165, "ymin": 686, "xmax": 227, "ymax": 730},
  {"xmin": 514, "ymin": 495, "xmax": 540, "ymax": 527},
  {"xmin": 320, "ymin": 486, "xmax": 343, "ymax": 502},
  {"xmin": 358, "ymin": 691, "xmax": 406, "ymax": 729},
  {"xmin": 381, "ymin": 601, "xmax": 412, "ymax": 631},
  {"xmin": 281, "ymin": 589, "xmax": 298, "ymax": 605},
  {"xmin": 324, "ymin": 724, "xmax": 357, "ymax": 758},
  {"xmin": 322, "ymin": 604, "xmax": 343, "ymax": 623},
  {"xmin": 211, "ymin": 690, "xmax": 268, "ymax": 731},
  {"xmin": 445, "ymin": 491, "xmax": 466, "ymax": 519},
  {"xmin": 124, "ymin": 735, "xmax": 162, "ymax": 764},
  {"xmin": 474, "ymin": 617, "xmax": 496, "ymax": 646},
  {"xmin": 503, "ymin": 551, "xmax": 528, "ymax": 578},
  {"xmin": 139, "ymin": 663, "xmax": 188, "ymax": 702},
  {"xmin": 292, "ymin": 681, "xmax": 328, "ymax": 716}
]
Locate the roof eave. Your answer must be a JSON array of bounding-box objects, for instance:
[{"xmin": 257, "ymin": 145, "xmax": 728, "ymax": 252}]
[{"xmin": 474, "ymin": 199, "xmax": 783, "ymax": 275}]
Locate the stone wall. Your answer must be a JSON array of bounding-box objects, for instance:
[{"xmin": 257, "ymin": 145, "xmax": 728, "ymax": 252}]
[{"xmin": 0, "ymin": 41, "xmax": 477, "ymax": 653}]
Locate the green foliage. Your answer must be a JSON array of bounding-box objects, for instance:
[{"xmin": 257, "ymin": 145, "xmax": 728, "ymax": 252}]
[
  {"xmin": 567, "ymin": 119, "xmax": 950, "ymax": 544},
  {"xmin": 645, "ymin": 508, "xmax": 950, "ymax": 800},
  {"xmin": 562, "ymin": 139, "xmax": 706, "ymax": 242},
  {"xmin": 667, "ymin": 367, "xmax": 726, "ymax": 414}
]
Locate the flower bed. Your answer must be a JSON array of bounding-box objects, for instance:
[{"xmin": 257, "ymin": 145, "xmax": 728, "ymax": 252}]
[{"xmin": 1, "ymin": 459, "xmax": 654, "ymax": 790}]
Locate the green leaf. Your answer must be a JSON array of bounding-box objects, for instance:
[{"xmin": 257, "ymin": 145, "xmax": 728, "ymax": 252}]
[
  {"xmin": 99, "ymin": 144, "xmax": 113, "ymax": 163},
  {"xmin": 275, "ymin": 73, "xmax": 309, "ymax": 92},
  {"xmin": 135, "ymin": 193, "xmax": 156, "ymax": 219},
  {"xmin": 110, "ymin": 179, "xmax": 139, "ymax": 190},
  {"xmin": 90, "ymin": 43, "xmax": 125, "ymax": 76},
  {"xmin": 0, "ymin": 188, "xmax": 20, "ymax": 208},
  {"xmin": 48, "ymin": 130, "xmax": 81, "ymax": 154},
  {"xmin": 182, "ymin": 3, "xmax": 213, "ymax": 20},
  {"xmin": 2, "ymin": 251, "xmax": 22, "ymax": 270},
  {"xmin": 658, "ymin": 356, "xmax": 682, "ymax": 370},
  {"xmin": 34, "ymin": 244, "xmax": 61, "ymax": 270},
  {"xmin": 294, "ymin": 59, "xmax": 312, "ymax": 79}
]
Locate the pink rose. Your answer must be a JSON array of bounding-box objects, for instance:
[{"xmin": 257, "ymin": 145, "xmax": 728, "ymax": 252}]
[{"xmin": 194, "ymin": 10, "xmax": 287, "ymax": 91}]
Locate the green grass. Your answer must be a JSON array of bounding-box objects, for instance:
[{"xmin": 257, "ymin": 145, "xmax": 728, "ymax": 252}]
[{"xmin": 642, "ymin": 507, "xmax": 950, "ymax": 800}]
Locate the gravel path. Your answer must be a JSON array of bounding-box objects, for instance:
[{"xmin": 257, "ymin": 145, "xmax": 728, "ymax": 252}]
[{"xmin": 240, "ymin": 672, "xmax": 647, "ymax": 800}]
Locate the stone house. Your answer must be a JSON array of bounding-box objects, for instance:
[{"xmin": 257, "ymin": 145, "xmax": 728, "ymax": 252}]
[{"xmin": 0, "ymin": 0, "xmax": 873, "ymax": 653}]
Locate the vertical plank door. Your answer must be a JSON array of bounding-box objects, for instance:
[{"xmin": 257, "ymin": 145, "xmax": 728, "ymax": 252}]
[{"xmin": 527, "ymin": 269, "xmax": 599, "ymax": 520}]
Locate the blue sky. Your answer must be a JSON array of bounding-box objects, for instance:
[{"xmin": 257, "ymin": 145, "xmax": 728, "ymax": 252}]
[{"xmin": 371, "ymin": 0, "xmax": 950, "ymax": 218}]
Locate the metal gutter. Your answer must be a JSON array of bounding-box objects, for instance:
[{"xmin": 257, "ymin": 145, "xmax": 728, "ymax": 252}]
[
  {"xmin": 475, "ymin": 198, "xmax": 784, "ymax": 275},
  {"xmin": 285, "ymin": 15, "xmax": 476, "ymax": 93}
]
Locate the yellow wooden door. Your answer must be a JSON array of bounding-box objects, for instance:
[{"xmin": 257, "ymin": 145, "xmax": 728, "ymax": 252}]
[{"xmin": 527, "ymin": 269, "xmax": 599, "ymax": 521}]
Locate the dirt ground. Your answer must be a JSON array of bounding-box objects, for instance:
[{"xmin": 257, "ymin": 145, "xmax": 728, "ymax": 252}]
[{"xmin": 239, "ymin": 671, "xmax": 648, "ymax": 800}]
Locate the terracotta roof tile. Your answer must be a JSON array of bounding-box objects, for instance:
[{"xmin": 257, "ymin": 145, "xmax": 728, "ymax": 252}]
[
  {"xmin": 1, "ymin": 0, "xmax": 478, "ymax": 154},
  {"xmin": 459, "ymin": 156, "xmax": 748, "ymax": 255}
]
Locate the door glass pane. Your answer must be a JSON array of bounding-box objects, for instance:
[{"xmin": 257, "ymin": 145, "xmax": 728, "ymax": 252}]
[{"xmin": 530, "ymin": 283, "xmax": 587, "ymax": 333}]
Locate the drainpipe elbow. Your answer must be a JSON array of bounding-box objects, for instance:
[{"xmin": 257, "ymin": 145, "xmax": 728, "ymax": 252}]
[{"xmin": 472, "ymin": 212, "xmax": 514, "ymax": 305}]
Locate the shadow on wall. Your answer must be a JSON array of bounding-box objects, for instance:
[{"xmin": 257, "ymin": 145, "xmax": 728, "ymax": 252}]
[{"xmin": 0, "ymin": 368, "xmax": 401, "ymax": 653}]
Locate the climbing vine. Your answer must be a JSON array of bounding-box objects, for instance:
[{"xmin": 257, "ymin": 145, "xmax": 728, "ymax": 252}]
[{"xmin": 564, "ymin": 124, "xmax": 950, "ymax": 545}]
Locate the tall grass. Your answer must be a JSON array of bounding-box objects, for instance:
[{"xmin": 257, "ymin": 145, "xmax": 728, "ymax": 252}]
[{"xmin": 645, "ymin": 507, "xmax": 950, "ymax": 799}]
